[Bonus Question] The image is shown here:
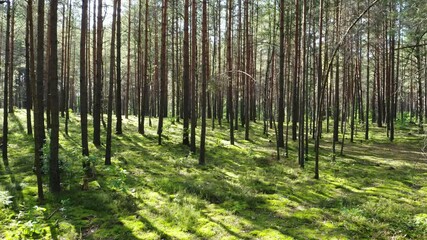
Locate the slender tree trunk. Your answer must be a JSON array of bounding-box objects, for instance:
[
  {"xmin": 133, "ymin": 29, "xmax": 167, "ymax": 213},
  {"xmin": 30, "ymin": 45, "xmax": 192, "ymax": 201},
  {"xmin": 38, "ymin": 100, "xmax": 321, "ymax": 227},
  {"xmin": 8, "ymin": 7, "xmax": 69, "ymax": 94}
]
[
  {"xmin": 244, "ymin": 0, "xmax": 250, "ymax": 141},
  {"xmin": 285, "ymin": 8, "xmax": 291, "ymax": 157},
  {"xmin": 416, "ymin": 43, "xmax": 424, "ymax": 133},
  {"xmin": 217, "ymin": 0, "xmax": 222, "ymax": 127},
  {"xmin": 175, "ymin": 3, "xmax": 180, "ymax": 122},
  {"xmin": 365, "ymin": 10, "xmax": 370, "ymax": 140},
  {"xmin": 92, "ymin": 0, "xmax": 96, "ymax": 119},
  {"xmin": 57, "ymin": 6, "xmax": 65, "ymax": 114},
  {"xmin": 87, "ymin": 4, "xmax": 92, "ymax": 116},
  {"xmin": 81, "ymin": 0, "xmax": 89, "ymax": 157},
  {"xmin": 49, "ymin": 0, "xmax": 61, "ymax": 193},
  {"xmin": 157, "ymin": 0, "xmax": 168, "ymax": 145},
  {"xmin": 190, "ymin": 0, "xmax": 198, "ymax": 152},
  {"xmin": 211, "ymin": 2, "xmax": 217, "ymax": 131},
  {"xmin": 299, "ymin": 0, "xmax": 308, "ymax": 168},
  {"xmin": 106, "ymin": 0, "xmax": 117, "ymax": 165},
  {"xmin": 171, "ymin": 0, "xmax": 176, "ymax": 120},
  {"xmin": 183, "ymin": 0, "xmax": 190, "ymax": 145},
  {"xmin": 153, "ymin": 11, "xmax": 159, "ymax": 118},
  {"xmin": 277, "ymin": 0, "xmax": 285, "ymax": 148},
  {"xmin": 8, "ymin": 4, "xmax": 14, "ymax": 114},
  {"xmin": 2, "ymin": 0, "xmax": 11, "ymax": 165},
  {"xmin": 125, "ymin": 0, "xmax": 131, "ymax": 119},
  {"xmin": 137, "ymin": 0, "xmax": 142, "ymax": 134},
  {"xmin": 235, "ymin": 0, "xmax": 241, "ymax": 131},
  {"xmin": 263, "ymin": 11, "xmax": 273, "ymax": 136},
  {"xmin": 65, "ymin": 0, "xmax": 72, "ymax": 136},
  {"xmin": 142, "ymin": 0, "xmax": 149, "ymax": 134},
  {"xmin": 93, "ymin": 0, "xmax": 103, "ymax": 146},
  {"xmin": 199, "ymin": 0, "xmax": 208, "ymax": 165},
  {"xmin": 332, "ymin": 0, "xmax": 340, "ymax": 162},
  {"xmin": 25, "ymin": 8, "xmax": 32, "ymax": 135},
  {"xmin": 116, "ymin": 0, "xmax": 123, "ymax": 134},
  {"xmin": 31, "ymin": 0, "xmax": 44, "ymax": 201},
  {"xmin": 376, "ymin": 34, "xmax": 383, "ymax": 127},
  {"xmin": 292, "ymin": 0, "xmax": 300, "ymax": 141},
  {"xmin": 227, "ymin": 0, "xmax": 234, "ymax": 145}
]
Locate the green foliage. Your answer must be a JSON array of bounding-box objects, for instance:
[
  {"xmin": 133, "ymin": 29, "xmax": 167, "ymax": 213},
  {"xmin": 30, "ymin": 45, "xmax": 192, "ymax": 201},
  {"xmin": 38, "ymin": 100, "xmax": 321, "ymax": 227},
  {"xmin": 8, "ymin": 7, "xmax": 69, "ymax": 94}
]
[
  {"xmin": 9, "ymin": 205, "xmax": 48, "ymax": 238},
  {"xmin": 104, "ymin": 165, "xmax": 129, "ymax": 192},
  {"xmin": 0, "ymin": 191, "xmax": 13, "ymax": 207},
  {"xmin": 412, "ymin": 213, "xmax": 427, "ymax": 232}
]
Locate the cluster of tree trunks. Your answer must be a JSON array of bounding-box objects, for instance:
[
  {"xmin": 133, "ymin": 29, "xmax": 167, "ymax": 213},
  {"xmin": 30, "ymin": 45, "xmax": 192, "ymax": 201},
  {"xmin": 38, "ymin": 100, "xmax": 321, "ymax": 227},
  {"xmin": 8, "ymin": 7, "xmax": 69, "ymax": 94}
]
[{"xmin": 1, "ymin": 0, "xmax": 427, "ymax": 201}]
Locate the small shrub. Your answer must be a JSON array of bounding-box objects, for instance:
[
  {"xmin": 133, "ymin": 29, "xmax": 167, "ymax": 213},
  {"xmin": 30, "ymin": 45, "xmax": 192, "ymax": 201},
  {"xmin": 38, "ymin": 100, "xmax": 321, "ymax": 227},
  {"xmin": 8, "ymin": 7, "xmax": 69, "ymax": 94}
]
[{"xmin": 0, "ymin": 190, "xmax": 13, "ymax": 207}]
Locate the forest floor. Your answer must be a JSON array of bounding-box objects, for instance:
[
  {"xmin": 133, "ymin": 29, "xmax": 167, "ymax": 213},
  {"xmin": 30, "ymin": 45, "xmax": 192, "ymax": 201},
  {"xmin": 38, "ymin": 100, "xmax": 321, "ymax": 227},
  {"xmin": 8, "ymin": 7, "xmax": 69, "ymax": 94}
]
[{"xmin": 0, "ymin": 109, "xmax": 426, "ymax": 239}]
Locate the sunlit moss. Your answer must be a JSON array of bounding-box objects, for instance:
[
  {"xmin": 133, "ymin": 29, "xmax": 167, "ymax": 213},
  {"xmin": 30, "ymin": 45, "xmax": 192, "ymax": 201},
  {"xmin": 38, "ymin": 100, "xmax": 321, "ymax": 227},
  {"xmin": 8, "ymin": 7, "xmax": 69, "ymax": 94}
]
[
  {"xmin": 250, "ymin": 228, "xmax": 294, "ymax": 239},
  {"xmin": 0, "ymin": 110, "xmax": 426, "ymax": 239}
]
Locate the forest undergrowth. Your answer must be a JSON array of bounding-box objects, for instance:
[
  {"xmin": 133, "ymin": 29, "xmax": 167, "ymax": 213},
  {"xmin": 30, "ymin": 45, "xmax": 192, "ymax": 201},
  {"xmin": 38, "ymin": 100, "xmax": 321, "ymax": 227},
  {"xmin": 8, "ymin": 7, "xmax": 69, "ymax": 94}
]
[{"xmin": 0, "ymin": 109, "xmax": 426, "ymax": 239}]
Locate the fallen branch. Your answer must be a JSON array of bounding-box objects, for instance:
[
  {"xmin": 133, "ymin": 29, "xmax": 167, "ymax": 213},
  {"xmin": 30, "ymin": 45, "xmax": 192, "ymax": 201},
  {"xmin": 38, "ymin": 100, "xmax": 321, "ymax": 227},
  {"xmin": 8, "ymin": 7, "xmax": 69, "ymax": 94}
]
[{"xmin": 46, "ymin": 207, "xmax": 61, "ymax": 220}]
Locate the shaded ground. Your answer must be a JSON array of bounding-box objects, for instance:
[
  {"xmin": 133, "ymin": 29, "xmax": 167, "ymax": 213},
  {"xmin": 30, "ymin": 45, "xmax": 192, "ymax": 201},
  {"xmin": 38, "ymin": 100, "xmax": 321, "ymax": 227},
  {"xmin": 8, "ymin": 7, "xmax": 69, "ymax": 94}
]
[{"xmin": 0, "ymin": 110, "xmax": 426, "ymax": 239}]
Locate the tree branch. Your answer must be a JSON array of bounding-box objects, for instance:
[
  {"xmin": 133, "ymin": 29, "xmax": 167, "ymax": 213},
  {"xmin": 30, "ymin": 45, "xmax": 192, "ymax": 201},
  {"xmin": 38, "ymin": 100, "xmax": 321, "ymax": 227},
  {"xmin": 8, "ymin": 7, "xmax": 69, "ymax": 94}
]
[
  {"xmin": 321, "ymin": 0, "xmax": 381, "ymax": 104},
  {"xmin": 395, "ymin": 42, "xmax": 427, "ymax": 50}
]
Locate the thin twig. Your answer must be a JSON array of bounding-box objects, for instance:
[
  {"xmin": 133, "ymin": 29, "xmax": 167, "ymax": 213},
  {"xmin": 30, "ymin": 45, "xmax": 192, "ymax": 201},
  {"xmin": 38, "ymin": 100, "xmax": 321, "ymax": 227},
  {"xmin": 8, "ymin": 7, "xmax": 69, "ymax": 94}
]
[{"xmin": 46, "ymin": 207, "xmax": 61, "ymax": 220}]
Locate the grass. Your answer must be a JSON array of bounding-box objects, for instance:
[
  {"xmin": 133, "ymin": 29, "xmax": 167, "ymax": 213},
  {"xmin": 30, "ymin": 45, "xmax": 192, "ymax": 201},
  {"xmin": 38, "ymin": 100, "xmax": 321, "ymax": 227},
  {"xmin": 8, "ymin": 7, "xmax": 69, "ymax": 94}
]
[{"xmin": 0, "ymin": 109, "xmax": 426, "ymax": 239}]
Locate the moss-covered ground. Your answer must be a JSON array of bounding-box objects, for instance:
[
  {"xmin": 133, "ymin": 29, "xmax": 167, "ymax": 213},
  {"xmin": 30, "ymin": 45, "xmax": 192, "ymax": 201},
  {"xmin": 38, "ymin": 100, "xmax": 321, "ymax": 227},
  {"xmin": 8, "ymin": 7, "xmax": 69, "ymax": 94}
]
[{"xmin": 0, "ymin": 109, "xmax": 426, "ymax": 239}]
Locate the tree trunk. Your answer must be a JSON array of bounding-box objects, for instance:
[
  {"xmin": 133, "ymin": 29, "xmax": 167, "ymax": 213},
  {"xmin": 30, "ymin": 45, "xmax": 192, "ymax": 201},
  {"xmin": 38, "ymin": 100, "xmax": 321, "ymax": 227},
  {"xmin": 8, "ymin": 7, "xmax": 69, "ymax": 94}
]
[
  {"xmin": 244, "ymin": 0, "xmax": 250, "ymax": 141},
  {"xmin": 199, "ymin": 0, "xmax": 208, "ymax": 165},
  {"xmin": 365, "ymin": 9, "xmax": 370, "ymax": 140},
  {"xmin": 277, "ymin": 0, "xmax": 285, "ymax": 148},
  {"xmin": 106, "ymin": 0, "xmax": 117, "ymax": 165},
  {"xmin": 416, "ymin": 43, "xmax": 424, "ymax": 133},
  {"xmin": 190, "ymin": 0, "xmax": 198, "ymax": 152},
  {"xmin": 81, "ymin": 0, "xmax": 89, "ymax": 157},
  {"xmin": 49, "ymin": 0, "xmax": 61, "ymax": 193},
  {"xmin": 227, "ymin": 0, "xmax": 234, "ymax": 145},
  {"xmin": 2, "ymin": 0, "xmax": 11, "ymax": 165},
  {"xmin": 93, "ymin": 0, "xmax": 103, "ymax": 146},
  {"xmin": 299, "ymin": 0, "xmax": 308, "ymax": 168},
  {"xmin": 116, "ymin": 0, "xmax": 122, "ymax": 134},
  {"xmin": 137, "ymin": 0, "xmax": 143, "ymax": 134},
  {"xmin": 32, "ymin": 0, "xmax": 45, "ymax": 202},
  {"xmin": 157, "ymin": 0, "xmax": 168, "ymax": 145},
  {"xmin": 183, "ymin": 0, "xmax": 190, "ymax": 145},
  {"xmin": 292, "ymin": 0, "xmax": 300, "ymax": 141},
  {"xmin": 8, "ymin": 4, "xmax": 15, "ymax": 114},
  {"xmin": 125, "ymin": 0, "xmax": 131, "ymax": 119},
  {"xmin": 25, "ymin": 7, "xmax": 32, "ymax": 135},
  {"xmin": 65, "ymin": 3, "xmax": 72, "ymax": 136},
  {"xmin": 142, "ymin": 0, "xmax": 149, "ymax": 134}
]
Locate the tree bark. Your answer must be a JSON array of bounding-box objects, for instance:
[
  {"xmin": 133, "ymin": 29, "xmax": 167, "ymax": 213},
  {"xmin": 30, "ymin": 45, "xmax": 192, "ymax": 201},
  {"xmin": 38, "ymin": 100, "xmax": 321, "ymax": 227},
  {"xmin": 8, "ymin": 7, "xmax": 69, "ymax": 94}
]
[
  {"xmin": 157, "ymin": 0, "xmax": 168, "ymax": 145},
  {"xmin": 2, "ymin": 0, "xmax": 11, "ymax": 165},
  {"xmin": 81, "ymin": 0, "xmax": 89, "ymax": 157},
  {"xmin": 49, "ymin": 0, "xmax": 61, "ymax": 193},
  {"xmin": 32, "ymin": 0, "xmax": 45, "ymax": 201},
  {"xmin": 125, "ymin": 0, "xmax": 131, "ymax": 119},
  {"xmin": 116, "ymin": 0, "xmax": 122, "ymax": 134},
  {"xmin": 183, "ymin": 0, "xmax": 190, "ymax": 145},
  {"xmin": 25, "ymin": 6, "xmax": 32, "ymax": 135},
  {"xmin": 93, "ymin": 0, "xmax": 103, "ymax": 146},
  {"xmin": 190, "ymin": 0, "xmax": 197, "ymax": 152},
  {"xmin": 277, "ymin": 0, "xmax": 285, "ymax": 148},
  {"xmin": 227, "ymin": 0, "xmax": 234, "ymax": 145},
  {"xmin": 106, "ymin": 0, "xmax": 118, "ymax": 165},
  {"xmin": 199, "ymin": 0, "xmax": 208, "ymax": 165}
]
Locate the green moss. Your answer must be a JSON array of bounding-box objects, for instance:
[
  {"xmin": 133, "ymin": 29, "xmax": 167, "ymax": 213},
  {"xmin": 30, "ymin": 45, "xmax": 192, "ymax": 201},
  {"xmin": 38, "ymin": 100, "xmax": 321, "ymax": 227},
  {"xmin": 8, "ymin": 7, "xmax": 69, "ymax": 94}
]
[
  {"xmin": 57, "ymin": 221, "xmax": 79, "ymax": 239},
  {"xmin": 195, "ymin": 221, "xmax": 218, "ymax": 238},
  {"xmin": 250, "ymin": 229, "xmax": 294, "ymax": 239},
  {"xmin": 0, "ymin": 110, "xmax": 426, "ymax": 239}
]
